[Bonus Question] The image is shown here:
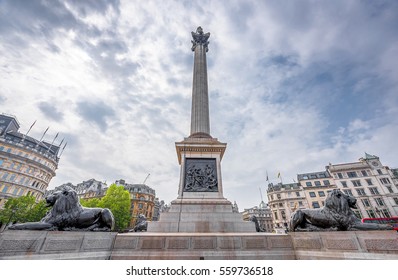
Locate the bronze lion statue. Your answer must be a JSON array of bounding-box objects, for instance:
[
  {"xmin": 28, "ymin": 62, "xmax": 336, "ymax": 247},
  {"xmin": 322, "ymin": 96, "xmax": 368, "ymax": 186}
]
[
  {"xmin": 8, "ymin": 186, "xmax": 115, "ymax": 231},
  {"xmin": 130, "ymin": 214, "xmax": 147, "ymax": 232},
  {"xmin": 290, "ymin": 189, "xmax": 393, "ymax": 231}
]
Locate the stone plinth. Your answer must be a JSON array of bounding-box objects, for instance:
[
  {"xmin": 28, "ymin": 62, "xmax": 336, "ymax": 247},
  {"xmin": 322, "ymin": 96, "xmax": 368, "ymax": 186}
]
[
  {"xmin": 0, "ymin": 230, "xmax": 397, "ymax": 260},
  {"xmin": 148, "ymin": 199, "xmax": 256, "ymax": 232},
  {"xmin": 291, "ymin": 230, "xmax": 398, "ymax": 260},
  {"xmin": 111, "ymin": 232, "xmax": 294, "ymax": 260},
  {"xmin": 0, "ymin": 230, "xmax": 117, "ymax": 260}
]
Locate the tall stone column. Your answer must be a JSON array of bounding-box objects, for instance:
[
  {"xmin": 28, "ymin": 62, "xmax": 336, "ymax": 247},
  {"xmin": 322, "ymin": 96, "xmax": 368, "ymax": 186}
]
[
  {"xmin": 148, "ymin": 27, "xmax": 255, "ymax": 233},
  {"xmin": 190, "ymin": 26, "xmax": 211, "ymax": 138}
]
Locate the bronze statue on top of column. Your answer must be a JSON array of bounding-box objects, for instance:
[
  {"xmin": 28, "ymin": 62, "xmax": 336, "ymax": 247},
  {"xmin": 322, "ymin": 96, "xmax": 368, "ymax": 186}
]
[{"xmin": 191, "ymin": 26, "xmax": 210, "ymax": 52}]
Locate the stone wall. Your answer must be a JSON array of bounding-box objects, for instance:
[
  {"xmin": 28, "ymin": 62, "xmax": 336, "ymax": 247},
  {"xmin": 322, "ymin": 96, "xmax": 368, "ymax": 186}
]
[{"xmin": 0, "ymin": 230, "xmax": 397, "ymax": 260}]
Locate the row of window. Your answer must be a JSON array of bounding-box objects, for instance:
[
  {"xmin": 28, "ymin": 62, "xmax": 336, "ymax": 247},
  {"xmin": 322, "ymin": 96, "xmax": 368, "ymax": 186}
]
[
  {"xmin": 0, "ymin": 157, "xmax": 52, "ymax": 182},
  {"xmin": 309, "ymin": 191, "xmax": 326, "ymax": 197},
  {"xmin": 270, "ymin": 191, "xmax": 301, "ymax": 200},
  {"xmin": 0, "ymin": 184, "xmax": 42, "ymax": 199},
  {"xmin": 0, "ymin": 145, "xmax": 57, "ymax": 171},
  {"xmin": 305, "ymin": 180, "xmax": 330, "ymax": 187},
  {"xmin": 0, "ymin": 171, "xmax": 47, "ymax": 190},
  {"xmin": 335, "ymin": 169, "xmax": 384, "ymax": 179},
  {"xmin": 340, "ymin": 177, "xmax": 392, "ymax": 187}
]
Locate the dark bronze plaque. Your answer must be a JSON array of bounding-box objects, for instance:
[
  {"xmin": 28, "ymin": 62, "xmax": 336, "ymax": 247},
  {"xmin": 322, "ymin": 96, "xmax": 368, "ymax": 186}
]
[{"xmin": 184, "ymin": 158, "xmax": 218, "ymax": 192}]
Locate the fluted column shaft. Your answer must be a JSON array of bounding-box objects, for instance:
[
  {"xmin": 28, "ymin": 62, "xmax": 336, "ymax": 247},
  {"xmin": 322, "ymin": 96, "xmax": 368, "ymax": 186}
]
[{"xmin": 190, "ymin": 43, "xmax": 210, "ymax": 137}]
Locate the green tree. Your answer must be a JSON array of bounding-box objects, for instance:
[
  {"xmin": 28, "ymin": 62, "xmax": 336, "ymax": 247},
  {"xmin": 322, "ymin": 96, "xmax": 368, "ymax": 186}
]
[
  {"xmin": 99, "ymin": 184, "xmax": 131, "ymax": 231},
  {"xmin": 80, "ymin": 198, "xmax": 100, "ymax": 208},
  {"xmin": 0, "ymin": 195, "xmax": 47, "ymax": 225}
]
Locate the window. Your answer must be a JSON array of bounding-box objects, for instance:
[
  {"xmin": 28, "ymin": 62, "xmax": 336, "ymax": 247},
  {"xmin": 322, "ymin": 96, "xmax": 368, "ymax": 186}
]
[
  {"xmin": 318, "ymin": 191, "xmax": 325, "ymax": 197},
  {"xmin": 380, "ymin": 178, "xmax": 391, "ymax": 184},
  {"xmin": 354, "ymin": 211, "xmax": 362, "ymax": 219},
  {"xmin": 375, "ymin": 198, "xmax": 385, "ymax": 206},
  {"xmin": 9, "ymin": 174, "xmax": 16, "ymax": 182},
  {"xmin": 274, "ymin": 212, "xmax": 278, "ymax": 220},
  {"xmin": 356, "ymin": 188, "xmax": 366, "ymax": 196},
  {"xmin": 394, "ymin": 197, "xmax": 398, "ymax": 205},
  {"xmin": 312, "ymin": 202, "xmax": 320, "ymax": 208},
  {"xmin": 377, "ymin": 169, "xmax": 382, "ymax": 175},
  {"xmin": 365, "ymin": 179, "xmax": 373, "ymax": 185},
  {"xmin": 361, "ymin": 170, "xmax": 368, "ymax": 176},
  {"xmin": 270, "ymin": 194, "xmax": 273, "ymax": 200},
  {"xmin": 1, "ymin": 186, "xmax": 9, "ymax": 193},
  {"xmin": 13, "ymin": 188, "xmax": 18, "ymax": 195},
  {"xmin": 347, "ymin": 171, "xmax": 357, "ymax": 178},
  {"xmin": 341, "ymin": 181, "xmax": 347, "ymax": 188},
  {"xmin": 0, "ymin": 159, "xmax": 3, "ymax": 166},
  {"xmin": 382, "ymin": 209, "xmax": 391, "ymax": 218},
  {"xmin": 362, "ymin": 198, "xmax": 370, "ymax": 207},
  {"xmin": 277, "ymin": 194, "xmax": 281, "ymax": 199},
  {"xmin": 367, "ymin": 210, "xmax": 376, "ymax": 218},
  {"xmin": 314, "ymin": 181, "xmax": 321, "ymax": 186},
  {"xmin": 386, "ymin": 186, "xmax": 394, "ymax": 193},
  {"xmin": 343, "ymin": 189, "xmax": 353, "ymax": 196},
  {"xmin": 138, "ymin": 203, "xmax": 143, "ymax": 209},
  {"xmin": 295, "ymin": 192, "xmax": 300, "ymax": 197},
  {"xmin": 309, "ymin": 192, "xmax": 316, "ymax": 197},
  {"xmin": 323, "ymin": 180, "xmax": 330, "ymax": 186},
  {"xmin": 352, "ymin": 180, "xmax": 361, "ymax": 187},
  {"xmin": 310, "ymin": 175, "xmax": 317, "ymax": 179},
  {"xmin": 281, "ymin": 211, "xmax": 286, "ymax": 219},
  {"xmin": 337, "ymin": 173, "xmax": 343, "ymax": 179},
  {"xmin": 2, "ymin": 172, "xmax": 8, "ymax": 179},
  {"xmin": 306, "ymin": 182, "xmax": 312, "ymax": 187},
  {"xmin": 369, "ymin": 187, "xmax": 380, "ymax": 195},
  {"xmin": 298, "ymin": 201, "xmax": 303, "ymax": 206},
  {"xmin": 278, "ymin": 203, "xmax": 283, "ymax": 207},
  {"xmin": 302, "ymin": 176, "xmax": 308, "ymax": 179}
]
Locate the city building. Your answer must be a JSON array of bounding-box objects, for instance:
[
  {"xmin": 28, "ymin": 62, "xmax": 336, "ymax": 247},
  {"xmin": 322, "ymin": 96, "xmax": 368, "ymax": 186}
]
[
  {"xmin": 115, "ymin": 179, "xmax": 156, "ymax": 227},
  {"xmin": 266, "ymin": 183, "xmax": 309, "ymax": 232},
  {"xmin": 0, "ymin": 114, "xmax": 62, "ymax": 208},
  {"xmin": 50, "ymin": 179, "xmax": 107, "ymax": 200},
  {"xmin": 241, "ymin": 201, "xmax": 273, "ymax": 232},
  {"xmin": 297, "ymin": 170, "xmax": 337, "ymax": 210},
  {"xmin": 326, "ymin": 153, "xmax": 398, "ymax": 218}
]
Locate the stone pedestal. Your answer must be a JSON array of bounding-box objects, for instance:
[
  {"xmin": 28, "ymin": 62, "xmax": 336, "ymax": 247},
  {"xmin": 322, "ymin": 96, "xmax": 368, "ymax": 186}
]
[{"xmin": 148, "ymin": 137, "xmax": 255, "ymax": 233}]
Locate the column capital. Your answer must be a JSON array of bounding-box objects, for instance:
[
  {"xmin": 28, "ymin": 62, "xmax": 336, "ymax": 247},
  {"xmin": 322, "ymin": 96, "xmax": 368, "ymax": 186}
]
[{"xmin": 191, "ymin": 26, "xmax": 210, "ymax": 52}]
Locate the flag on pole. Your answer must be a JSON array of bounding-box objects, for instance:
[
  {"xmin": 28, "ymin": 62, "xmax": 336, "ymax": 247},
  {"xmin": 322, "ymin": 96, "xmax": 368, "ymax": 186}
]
[
  {"xmin": 266, "ymin": 170, "xmax": 269, "ymax": 182},
  {"xmin": 26, "ymin": 120, "xmax": 36, "ymax": 135},
  {"xmin": 59, "ymin": 142, "xmax": 67, "ymax": 157},
  {"xmin": 39, "ymin": 127, "xmax": 49, "ymax": 142},
  {"xmin": 277, "ymin": 172, "xmax": 281, "ymax": 178}
]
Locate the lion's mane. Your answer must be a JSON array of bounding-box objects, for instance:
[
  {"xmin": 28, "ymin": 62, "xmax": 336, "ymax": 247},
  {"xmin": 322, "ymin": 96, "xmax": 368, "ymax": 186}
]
[{"xmin": 41, "ymin": 186, "xmax": 84, "ymax": 228}]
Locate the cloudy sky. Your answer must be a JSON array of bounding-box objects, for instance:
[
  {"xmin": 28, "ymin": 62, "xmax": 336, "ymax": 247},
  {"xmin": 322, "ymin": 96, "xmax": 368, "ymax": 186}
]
[{"xmin": 1, "ymin": 0, "xmax": 397, "ymax": 210}]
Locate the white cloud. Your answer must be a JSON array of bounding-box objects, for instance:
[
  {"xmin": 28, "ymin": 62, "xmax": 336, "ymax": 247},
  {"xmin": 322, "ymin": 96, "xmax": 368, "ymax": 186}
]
[{"xmin": 1, "ymin": 0, "xmax": 398, "ymax": 210}]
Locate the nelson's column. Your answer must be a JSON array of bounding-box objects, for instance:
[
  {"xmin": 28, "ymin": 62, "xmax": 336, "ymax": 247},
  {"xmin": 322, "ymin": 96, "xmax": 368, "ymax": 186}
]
[{"xmin": 148, "ymin": 27, "xmax": 255, "ymax": 232}]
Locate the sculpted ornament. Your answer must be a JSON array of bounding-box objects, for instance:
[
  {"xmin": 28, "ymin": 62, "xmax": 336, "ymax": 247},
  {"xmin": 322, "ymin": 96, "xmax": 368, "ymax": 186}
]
[
  {"xmin": 8, "ymin": 186, "xmax": 115, "ymax": 231},
  {"xmin": 191, "ymin": 26, "xmax": 210, "ymax": 52},
  {"xmin": 290, "ymin": 189, "xmax": 393, "ymax": 231}
]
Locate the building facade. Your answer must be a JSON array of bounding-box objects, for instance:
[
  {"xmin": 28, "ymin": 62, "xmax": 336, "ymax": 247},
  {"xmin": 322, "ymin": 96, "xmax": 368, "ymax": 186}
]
[
  {"xmin": 242, "ymin": 201, "xmax": 274, "ymax": 233},
  {"xmin": 266, "ymin": 153, "xmax": 398, "ymax": 230},
  {"xmin": 115, "ymin": 179, "xmax": 156, "ymax": 227},
  {"xmin": 0, "ymin": 114, "xmax": 61, "ymax": 208},
  {"xmin": 266, "ymin": 183, "xmax": 309, "ymax": 232},
  {"xmin": 297, "ymin": 170, "xmax": 337, "ymax": 210},
  {"xmin": 326, "ymin": 153, "xmax": 398, "ymax": 218}
]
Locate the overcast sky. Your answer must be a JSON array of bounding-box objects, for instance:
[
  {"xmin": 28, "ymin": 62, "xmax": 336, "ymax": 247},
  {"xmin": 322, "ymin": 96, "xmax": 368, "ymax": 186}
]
[{"xmin": 1, "ymin": 0, "xmax": 397, "ymax": 210}]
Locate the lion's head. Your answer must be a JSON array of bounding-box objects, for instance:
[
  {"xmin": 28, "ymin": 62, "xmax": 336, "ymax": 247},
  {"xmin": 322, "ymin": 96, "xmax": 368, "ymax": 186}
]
[
  {"xmin": 325, "ymin": 189, "xmax": 357, "ymax": 216},
  {"xmin": 42, "ymin": 186, "xmax": 83, "ymax": 226}
]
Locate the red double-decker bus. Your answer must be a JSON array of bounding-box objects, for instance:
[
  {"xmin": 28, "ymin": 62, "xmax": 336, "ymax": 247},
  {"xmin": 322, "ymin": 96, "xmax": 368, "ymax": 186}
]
[{"xmin": 361, "ymin": 217, "xmax": 398, "ymax": 230}]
